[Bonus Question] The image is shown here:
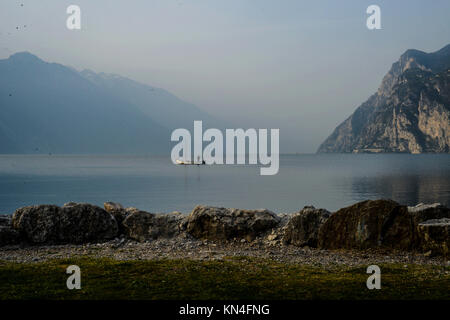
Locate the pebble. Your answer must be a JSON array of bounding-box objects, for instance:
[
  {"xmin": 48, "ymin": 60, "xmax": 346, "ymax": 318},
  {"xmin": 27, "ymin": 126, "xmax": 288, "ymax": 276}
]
[{"xmin": 0, "ymin": 237, "xmax": 447, "ymax": 267}]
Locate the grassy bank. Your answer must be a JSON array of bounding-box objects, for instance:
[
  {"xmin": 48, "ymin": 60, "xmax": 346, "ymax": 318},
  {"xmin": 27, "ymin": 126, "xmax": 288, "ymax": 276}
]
[{"xmin": 0, "ymin": 257, "xmax": 449, "ymax": 300}]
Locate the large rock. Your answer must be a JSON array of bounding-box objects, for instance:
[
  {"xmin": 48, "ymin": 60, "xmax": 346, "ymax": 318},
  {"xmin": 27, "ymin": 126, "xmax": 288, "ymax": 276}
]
[
  {"xmin": 104, "ymin": 202, "xmax": 127, "ymax": 234},
  {"xmin": 186, "ymin": 206, "xmax": 280, "ymax": 241},
  {"xmin": 282, "ymin": 206, "xmax": 330, "ymax": 247},
  {"xmin": 0, "ymin": 214, "xmax": 12, "ymax": 227},
  {"xmin": 122, "ymin": 209, "xmax": 155, "ymax": 241},
  {"xmin": 408, "ymin": 203, "xmax": 450, "ymax": 225},
  {"xmin": 12, "ymin": 204, "xmax": 118, "ymax": 244},
  {"xmin": 417, "ymin": 218, "xmax": 450, "ymax": 257},
  {"xmin": 151, "ymin": 212, "xmax": 185, "ymax": 239},
  {"xmin": 12, "ymin": 205, "xmax": 61, "ymax": 243},
  {"xmin": 59, "ymin": 203, "xmax": 119, "ymax": 243},
  {"xmin": 122, "ymin": 209, "xmax": 185, "ymax": 241},
  {"xmin": 104, "ymin": 202, "xmax": 124, "ymax": 212},
  {"xmin": 318, "ymin": 199, "xmax": 415, "ymax": 250},
  {"xmin": 0, "ymin": 226, "xmax": 21, "ymax": 246}
]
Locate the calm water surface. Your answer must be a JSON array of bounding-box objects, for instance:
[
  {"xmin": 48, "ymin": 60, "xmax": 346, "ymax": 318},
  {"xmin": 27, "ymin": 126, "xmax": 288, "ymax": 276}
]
[{"xmin": 0, "ymin": 154, "xmax": 449, "ymax": 214}]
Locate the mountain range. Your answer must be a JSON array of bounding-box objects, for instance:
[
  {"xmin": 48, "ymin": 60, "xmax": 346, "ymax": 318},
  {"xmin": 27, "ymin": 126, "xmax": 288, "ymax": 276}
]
[
  {"xmin": 2, "ymin": 47, "xmax": 449, "ymax": 155},
  {"xmin": 0, "ymin": 52, "xmax": 219, "ymax": 154},
  {"xmin": 318, "ymin": 44, "xmax": 450, "ymax": 153}
]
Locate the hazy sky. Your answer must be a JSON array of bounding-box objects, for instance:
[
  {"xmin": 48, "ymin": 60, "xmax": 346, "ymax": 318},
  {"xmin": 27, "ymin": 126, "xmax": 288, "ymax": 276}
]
[{"xmin": 1, "ymin": 0, "xmax": 449, "ymax": 152}]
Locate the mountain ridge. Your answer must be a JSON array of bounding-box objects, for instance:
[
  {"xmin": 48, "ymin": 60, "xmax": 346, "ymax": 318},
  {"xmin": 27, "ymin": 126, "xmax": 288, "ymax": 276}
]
[
  {"xmin": 79, "ymin": 68, "xmax": 223, "ymax": 130},
  {"xmin": 317, "ymin": 44, "xmax": 450, "ymax": 154},
  {"xmin": 0, "ymin": 52, "xmax": 218, "ymax": 154}
]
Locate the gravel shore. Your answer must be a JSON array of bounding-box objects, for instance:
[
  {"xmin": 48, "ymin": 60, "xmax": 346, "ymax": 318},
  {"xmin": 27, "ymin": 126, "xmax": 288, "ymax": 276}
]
[{"xmin": 1, "ymin": 234, "xmax": 448, "ymax": 267}]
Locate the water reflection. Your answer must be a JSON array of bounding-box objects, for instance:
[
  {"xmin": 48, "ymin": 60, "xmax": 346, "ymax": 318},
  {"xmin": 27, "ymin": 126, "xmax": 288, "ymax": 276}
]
[{"xmin": 351, "ymin": 174, "xmax": 450, "ymax": 207}]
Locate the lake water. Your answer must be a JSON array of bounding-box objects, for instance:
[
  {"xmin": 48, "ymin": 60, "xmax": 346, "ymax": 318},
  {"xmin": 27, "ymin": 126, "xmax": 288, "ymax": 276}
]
[{"xmin": 0, "ymin": 154, "xmax": 449, "ymax": 214}]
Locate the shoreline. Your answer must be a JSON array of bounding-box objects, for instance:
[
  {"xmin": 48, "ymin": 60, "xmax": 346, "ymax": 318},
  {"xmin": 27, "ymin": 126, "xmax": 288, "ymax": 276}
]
[
  {"xmin": 0, "ymin": 239, "xmax": 450, "ymax": 269},
  {"xmin": 1, "ymin": 235, "xmax": 448, "ymax": 266},
  {"xmin": 1, "ymin": 199, "xmax": 449, "ymax": 263}
]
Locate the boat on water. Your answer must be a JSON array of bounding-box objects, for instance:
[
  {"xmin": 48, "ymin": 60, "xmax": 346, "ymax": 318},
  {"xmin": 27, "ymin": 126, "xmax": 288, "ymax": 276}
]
[{"xmin": 176, "ymin": 158, "xmax": 206, "ymax": 166}]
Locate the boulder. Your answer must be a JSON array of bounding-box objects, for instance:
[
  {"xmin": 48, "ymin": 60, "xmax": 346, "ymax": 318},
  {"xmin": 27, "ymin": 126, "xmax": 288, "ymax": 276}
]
[
  {"xmin": 104, "ymin": 202, "xmax": 124, "ymax": 212},
  {"xmin": 282, "ymin": 206, "xmax": 331, "ymax": 247},
  {"xmin": 318, "ymin": 199, "xmax": 415, "ymax": 250},
  {"xmin": 186, "ymin": 206, "xmax": 280, "ymax": 241},
  {"xmin": 125, "ymin": 207, "xmax": 143, "ymax": 215},
  {"xmin": 12, "ymin": 205, "xmax": 62, "ymax": 243},
  {"xmin": 122, "ymin": 209, "xmax": 154, "ymax": 241},
  {"xmin": 63, "ymin": 202, "xmax": 78, "ymax": 207},
  {"xmin": 59, "ymin": 203, "xmax": 119, "ymax": 243},
  {"xmin": 265, "ymin": 213, "xmax": 291, "ymax": 245},
  {"xmin": 12, "ymin": 204, "xmax": 118, "ymax": 244},
  {"xmin": 408, "ymin": 203, "xmax": 450, "ymax": 225},
  {"xmin": 0, "ymin": 226, "xmax": 21, "ymax": 246},
  {"xmin": 151, "ymin": 212, "xmax": 185, "ymax": 239},
  {"xmin": 0, "ymin": 214, "xmax": 12, "ymax": 227},
  {"xmin": 104, "ymin": 202, "xmax": 127, "ymax": 234},
  {"xmin": 122, "ymin": 209, "xmax": 185, "ymax": 241},
  {"xmin": 417, "ymin": 218, "xmax": 450, "ymax": 257}
]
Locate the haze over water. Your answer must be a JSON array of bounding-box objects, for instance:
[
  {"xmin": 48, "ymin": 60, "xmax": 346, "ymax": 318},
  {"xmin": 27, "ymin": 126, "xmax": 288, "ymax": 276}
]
[{"xmin": 0, "ymin": 154, "xmax": 449, "ymax": 214}]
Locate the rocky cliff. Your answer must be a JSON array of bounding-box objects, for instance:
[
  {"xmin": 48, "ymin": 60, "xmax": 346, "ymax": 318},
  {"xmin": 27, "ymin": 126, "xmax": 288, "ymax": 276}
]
[{"xmin": 318, "ymin": 44, "xmax": 450, "ymax": 153}]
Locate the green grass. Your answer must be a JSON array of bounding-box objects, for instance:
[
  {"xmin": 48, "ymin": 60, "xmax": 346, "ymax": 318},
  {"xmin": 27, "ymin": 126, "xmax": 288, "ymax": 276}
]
[{"xmin": 0, "ymin": 257, "xmax": 448, "ymax": 300}]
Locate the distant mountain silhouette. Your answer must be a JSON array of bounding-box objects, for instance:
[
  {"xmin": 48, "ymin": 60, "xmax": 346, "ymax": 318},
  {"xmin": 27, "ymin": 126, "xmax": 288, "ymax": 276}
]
[
  {"xmin": 80, "ymin": 70, "xmax": 221, "ymax": 130},
  {"xmin": 0, "ymin": 52, "xmax": 218, "ymax": 154},
  {"xmin": 318, "ymin": 44, "xmax": 450, "ymax": 153}
]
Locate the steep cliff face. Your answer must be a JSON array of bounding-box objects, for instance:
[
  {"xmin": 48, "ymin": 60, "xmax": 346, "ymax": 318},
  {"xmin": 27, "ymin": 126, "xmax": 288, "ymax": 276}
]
[{"xmin": 318, "ymin": 44, "xmax": 450, "ymax": 153}]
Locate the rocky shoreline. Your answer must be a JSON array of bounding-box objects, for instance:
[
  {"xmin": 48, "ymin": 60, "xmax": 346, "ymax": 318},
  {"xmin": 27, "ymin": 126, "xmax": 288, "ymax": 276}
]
[{"xmin": 1, "ymin": 199, "xmax": 449, "ymax": 264}]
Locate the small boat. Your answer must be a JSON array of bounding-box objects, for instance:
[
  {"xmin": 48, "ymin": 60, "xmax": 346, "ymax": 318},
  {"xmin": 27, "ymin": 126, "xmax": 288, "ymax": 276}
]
[{"xmin": 176, "ymin": 158, "xmax": 206, "ymax": 166}]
